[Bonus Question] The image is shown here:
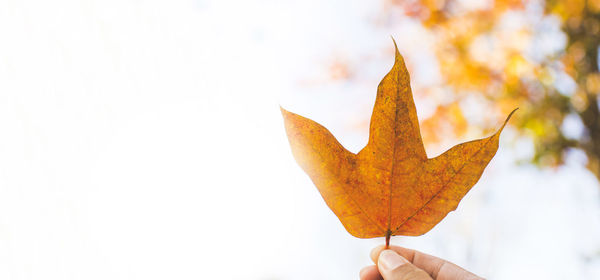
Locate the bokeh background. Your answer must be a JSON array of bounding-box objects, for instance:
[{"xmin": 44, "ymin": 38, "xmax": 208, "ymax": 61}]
[{"xmin": 0, "ymin": 0, "xmax": 599, "ymax": 279}]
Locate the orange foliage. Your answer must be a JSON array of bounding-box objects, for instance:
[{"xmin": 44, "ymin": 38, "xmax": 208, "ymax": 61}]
[{"xmin": 282, "ymin": 41, "xmax": 516, "ymax": 246}]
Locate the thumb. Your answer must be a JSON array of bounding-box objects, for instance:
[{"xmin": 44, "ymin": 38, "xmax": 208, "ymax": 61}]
[{"xmin": 378, "ymin": 250, "xmax": 433, "ymax": 280}]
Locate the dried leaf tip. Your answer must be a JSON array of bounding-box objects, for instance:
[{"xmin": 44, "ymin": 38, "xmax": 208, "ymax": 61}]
[
  {"xmin": 498, "ymin": 107, "xmax": 519, "ymax": 133},
  {"xmin": 390, "ymin": 36, "xmax": 398, "ymax": 52},
  {"xmin": 390, "ymin": 36, "xmax": 402, "ymax": 63}
]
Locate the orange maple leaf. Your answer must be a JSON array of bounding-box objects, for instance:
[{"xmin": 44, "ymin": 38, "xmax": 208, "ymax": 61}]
[{"xmin": 281, "ymin": 40, "xmax": 516, "ymax": 247}]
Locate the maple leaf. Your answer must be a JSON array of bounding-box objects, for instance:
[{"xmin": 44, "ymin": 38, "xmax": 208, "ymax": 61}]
[{"xmin": 281, "ymin": 39, "xmax": 516, "ymax": 246}]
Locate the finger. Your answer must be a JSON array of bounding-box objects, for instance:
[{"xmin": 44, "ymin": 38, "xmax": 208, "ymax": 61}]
[
  {"xmin": 377, "ymin": 250, "xmax": 432, "ymax": 280},
  {"xmin": 370, "ymin": 245, "xmax": 388, "ymax": 263},
  {"xmin": 371, "ymin": 246, "xmax": 482, "ymax": 280},
  {"xmin": 360, "ymin": 265, "xmax": 383, "ymax": 280}
]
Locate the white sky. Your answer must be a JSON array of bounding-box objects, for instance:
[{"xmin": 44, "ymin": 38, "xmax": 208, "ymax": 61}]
[{"xmin": 0, "ymin": 0, "xmax": 599, "ymax": 279}]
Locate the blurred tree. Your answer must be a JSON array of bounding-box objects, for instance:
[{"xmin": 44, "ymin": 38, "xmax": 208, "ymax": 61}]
[{"xmin": 353, "ymin": 0, "xmax": 600, "ymax": 181}]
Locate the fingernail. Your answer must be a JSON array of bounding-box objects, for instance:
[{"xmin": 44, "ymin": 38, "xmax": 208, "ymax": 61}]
[{"xmin": 378, "ymin": 250, "xmax": 408, "ymax": 272}]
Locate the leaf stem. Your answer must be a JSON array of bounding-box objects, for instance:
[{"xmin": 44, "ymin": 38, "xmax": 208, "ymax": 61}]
[{"xmin": 385, "ymin": 230, "xmax": 391, "ymax": 249}]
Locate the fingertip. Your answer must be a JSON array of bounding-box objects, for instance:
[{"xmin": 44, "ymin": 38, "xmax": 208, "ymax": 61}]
[
  {"xmin": 371, "ymin": 244, "xmax": 413, "ymax": 264},
  {"xmin": 378, "ymin": 250, "xmax": 409, "ymax": 272},
  {"xmin": 370, "ymin": 245, "xmax": 386, "ymax": 263},
  {"xmin": 359, "ymin": 266, "xmax": 369, "ymax": 278},
  {"xmin": 359, "ymin": 265, "xmax": 382, "ymax": 280}
]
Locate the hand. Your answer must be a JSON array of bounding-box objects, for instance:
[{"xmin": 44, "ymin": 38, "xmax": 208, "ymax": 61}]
[{"xmin": 359, "ymin": 245, "xmax": 483, "ymax": 280}]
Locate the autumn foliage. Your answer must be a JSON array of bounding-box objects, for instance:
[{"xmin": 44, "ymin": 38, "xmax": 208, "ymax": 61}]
[
  {"xmin": 282, "ymin": 41, "xmax": 515, "ymax": 245},
  {"xmin": 372, "ymin": 0, "xmax": 600, "ymax": 182}
]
